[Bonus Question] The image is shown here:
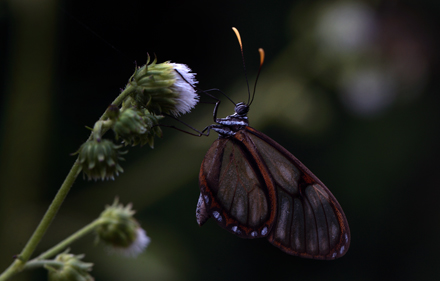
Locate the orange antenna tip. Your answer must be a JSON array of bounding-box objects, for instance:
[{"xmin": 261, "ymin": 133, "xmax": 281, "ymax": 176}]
[
  {"xmin": 258, "ymin": 48, "xmax": 265, "ymax": 66},
  {"xmin": 232, "ymin": 27, "xmax": 243, "ymax": 48}
]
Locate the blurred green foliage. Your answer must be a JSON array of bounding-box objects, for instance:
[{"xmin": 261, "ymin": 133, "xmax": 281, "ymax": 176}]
[{"xmin": 1, "ymin": 0, "xmax": 440, "ymax": 280}]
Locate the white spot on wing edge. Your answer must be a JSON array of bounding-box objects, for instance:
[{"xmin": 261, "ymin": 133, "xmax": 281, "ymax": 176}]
[
  {"xmin": 212, "ymin": 211, "xmax": 222, "ymax": 222},
  {"xmin": 231, "ymin": 226, "xmax": 241, "ymax": 234},
  {"xmin": 339, "ymin": 245, "xmax": 345, "ymax": 254},
  {"xmin": 261, "ymin": 226, "xmax": 268, "ymax": 236}
]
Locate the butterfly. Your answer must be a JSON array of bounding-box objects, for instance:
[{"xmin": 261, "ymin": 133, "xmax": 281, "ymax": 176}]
[{"xmin": 195, "ymin": 28, "xmax": 350, "ymax": 260}]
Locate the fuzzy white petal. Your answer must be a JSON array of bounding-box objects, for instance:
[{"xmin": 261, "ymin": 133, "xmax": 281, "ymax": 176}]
[
  {"xmin": 110, "ymin": 228, "xmax": 151, "ymax": 257},
  {"xmin": 169, "ymin": 63, "xmax": 199, "ymax": 116}
]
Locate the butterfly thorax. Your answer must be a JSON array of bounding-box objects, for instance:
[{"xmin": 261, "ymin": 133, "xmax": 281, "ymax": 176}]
[{"xmin": 212, "ymin": 102, "xmax": 249, "ymax": 137}]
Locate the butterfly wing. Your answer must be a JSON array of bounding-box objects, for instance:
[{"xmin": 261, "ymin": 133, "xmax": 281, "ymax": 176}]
[
  {"xmin": 198, "ymin": 137, "xmax": 277, "ymax": 238},
  {"xmin": 243, "ymin": 127, "xmax": 350, "ymax": 259},
  {"xmin": 198, "ymin": 126, "xmax": 350, "ymax": 259}
]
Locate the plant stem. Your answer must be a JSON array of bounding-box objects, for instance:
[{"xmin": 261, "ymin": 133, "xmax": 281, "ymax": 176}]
[
  {"xmin": 0, "ymin": 85, "xmax": 136, "ymax": 281},
  {"xmin": 24, "ymin": 162, "xmax": 82, "ymax": 261},
  {"xmin": 0, "ymin": 161, "xmax": 81, "ymax": 281},
  {"xmin": 34, "ymin": 219, "xmax": 103, "ymax": 261},
  {"xmin": 24, "ymin": 260, "xmax": 64, "ymax": 271}
]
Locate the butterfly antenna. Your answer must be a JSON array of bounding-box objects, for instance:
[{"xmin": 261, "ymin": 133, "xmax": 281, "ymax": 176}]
[
  {"xmin": 249, "ymin": 48, "xmax": 264, "ymax": 106},
  {"xmin": 232, "ymin": 27, "xmax": 252, "ymax": 106},
  {"xmin": 174, "ymin": 69, "xmax": 236, "ymax": 105}
]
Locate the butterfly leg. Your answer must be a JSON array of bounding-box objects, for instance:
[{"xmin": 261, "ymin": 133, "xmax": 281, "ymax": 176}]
[
  {"xmin": 156, "ymin": 114, "xmax": 211, "ymax": 136},
  {"xmin": 197, "ymin": 88, "xmax": 237, "ymax": 122},
  {"xmin": 157, "ymin": 115, "xmax": 219, "ymax": 137}
]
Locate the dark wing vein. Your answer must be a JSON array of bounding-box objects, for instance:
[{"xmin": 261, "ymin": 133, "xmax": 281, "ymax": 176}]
[{"xmin": 244, "ymin": 127, "xmax": 350, "ymax": 259}]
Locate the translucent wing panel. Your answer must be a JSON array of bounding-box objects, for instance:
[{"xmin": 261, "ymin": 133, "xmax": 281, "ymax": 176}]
[
  {"xmin": 245, "ymin": 128, "xmax": 350, "ymax": 259},
  {"xmin": 248, "ymin": 132, "xmax": 301, "ymax": 195},
  {"xmin": 199, "ymin": 138, "xmax": 275, "ymax": 238},
  {"xmin": 268, "ymin": 184, "xmax": 348, "ymax": 259}
]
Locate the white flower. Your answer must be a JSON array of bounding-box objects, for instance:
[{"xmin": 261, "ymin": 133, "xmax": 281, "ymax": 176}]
[
  {"xmin": 169, "ymin": 62, "xmax": 199, "ymax": 116},
  {"xmin": 129, "ymin": 60, "xmax": 199, "ymax": 117},
  {"xmin": 109, "ymin": 228, "xmax": 151, "ymax": 257},
  {"xmin": 96, "ymin": 199, "xmax": 150, "ymax": 257}
]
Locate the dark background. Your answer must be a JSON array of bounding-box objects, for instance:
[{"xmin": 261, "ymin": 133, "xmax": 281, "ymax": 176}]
[{"xmin": 1, "ymin": 0, "xmax": 440, "ymax": 280}]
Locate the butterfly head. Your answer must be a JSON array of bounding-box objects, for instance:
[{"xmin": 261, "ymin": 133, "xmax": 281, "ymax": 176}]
[{"xmin": 234, "ymin": 102, "xmax": 249, "ymax": 117}]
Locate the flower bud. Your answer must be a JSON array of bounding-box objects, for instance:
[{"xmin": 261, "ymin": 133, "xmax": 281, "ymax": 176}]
[
  {"xmin": 128, "ymin": 58, "xmax": 199, "ymax": 116},
  {"xmin": 112, "ymin": 107, "xmax": 146, "ymax": 142},
  {"xmin": 110, "ymin": 105, "xmax": 163, "ymax": 148},
  {"xmin": 78, "ymin": 139, "xmax": 126, "ymax": 181},
  {"xmin": 137, "ymin": 109, "xmax": 163, "ymax": 148},
  {"xmin": 45, "ymin": 250, "xmax": 94, "ymax": 281},
  {"xmin": 105, "ymin": 104, "xmax": 120, "ymax": 120},
  {"xmin": 96, "ymin": 199, "xmax": 150, "ymax": 257}
]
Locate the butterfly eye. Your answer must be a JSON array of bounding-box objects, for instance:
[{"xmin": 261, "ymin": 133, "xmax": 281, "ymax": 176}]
[{"xmin": 235, "ymin": 102, "xmax": 249, "ymax": 116}]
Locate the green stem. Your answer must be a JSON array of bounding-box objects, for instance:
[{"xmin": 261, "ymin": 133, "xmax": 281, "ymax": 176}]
[
  {"xmin": 21, "ymin": 162, "xmax": 82, "ymax": 262},
  {"xmin": 24, "ymin": 260, "xmax": 64, "ymax": 271},
  {"xmin": 101, "ymin": 84, "xmax": 136, "ymax": 120},
  {"xmin": 0, "ymin": 161, "xmax": 82, "ymax": 281},
  {"xmin": 111, "ymin": 84, "xmax": 136, "ymax": 108},
  {"xmin": 0, "ymin": 85, "xmax": 136, "ymax": 281},
  {"xmin": 34, "ymin": 218, "xmax": 103, "ymax": 261}
]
